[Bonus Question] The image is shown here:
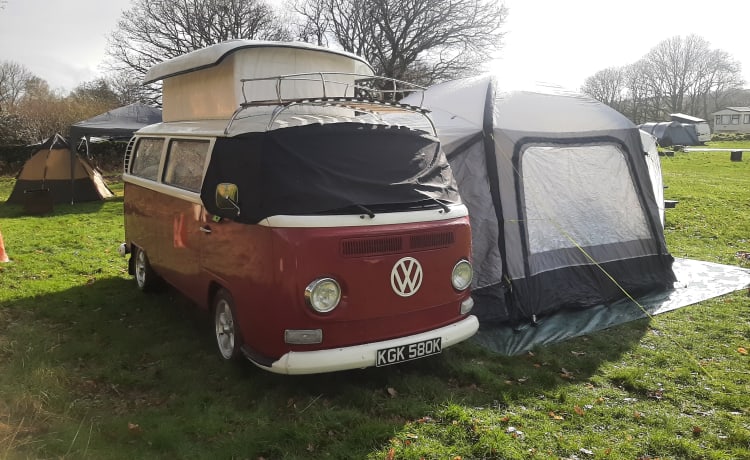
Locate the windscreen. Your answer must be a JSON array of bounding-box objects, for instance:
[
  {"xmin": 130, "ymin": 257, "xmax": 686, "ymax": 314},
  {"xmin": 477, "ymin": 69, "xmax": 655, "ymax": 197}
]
[{"xmin": 202, "ymin": 123, "xmax": 460, "ymax": 223}]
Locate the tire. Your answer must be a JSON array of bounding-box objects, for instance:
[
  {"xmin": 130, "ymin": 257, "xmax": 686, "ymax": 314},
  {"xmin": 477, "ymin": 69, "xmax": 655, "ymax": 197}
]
[
  {"xmin": 213, "ymin": 289, "xmax": 243, "ymax": 361},
  {"xmin": 133, "ymin": 247, "xmax": 158, "ymax": 292}
]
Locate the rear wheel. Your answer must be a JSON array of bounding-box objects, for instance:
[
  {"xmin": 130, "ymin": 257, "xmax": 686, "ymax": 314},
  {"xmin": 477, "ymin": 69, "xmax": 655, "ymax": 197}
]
[
  {"xmin": 213, "ymin": 289, "xmax": 243, "ymax": 361},
  {"xmin": 133, "ymin": 247, "xmax": 157, "ymax": 291}
]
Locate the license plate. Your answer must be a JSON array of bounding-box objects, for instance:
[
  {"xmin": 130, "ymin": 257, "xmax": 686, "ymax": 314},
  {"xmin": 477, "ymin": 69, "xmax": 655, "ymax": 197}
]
[{"xmin": 376, "ymin": 337, "xmax": 442, "ymax": 367}]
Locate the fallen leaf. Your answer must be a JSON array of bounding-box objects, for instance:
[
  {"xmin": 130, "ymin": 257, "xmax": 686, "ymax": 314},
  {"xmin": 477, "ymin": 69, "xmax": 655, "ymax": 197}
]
[
  {"xmin": 387, "ymin": 387, "xmax": 398, "ymax": 398},
  {"xmin": 692, "ymin": 426, "xmax": 703, "ymax": 436},
  {"xmin": 633, "ymin": 411, "xmax": 643, "ymax": 419},
  {"xmin": 307, "ymin": 443, "xmax": 315, "ymax": 452},
  {"xmin": 560, "ymin": 368, "xmax": 575, "ymax": 379},
  {"xmin": 571, "ymin": 351, "xmax": 586, "ymax": 356},
  {"xmin": 386, "ymin": 447, "xmax": 395, "ymax": 460},
  {"xmin": 548, "ymin": 411, "xmax": 564, "ymax": 420},
  {"xmin": 574, "ymin": 405, "xmax": 585, "ymax": 416},
  {"xmin": 738, "ymin": 347, "xmax": 748, "ymax": 355},
  {"xmin": 647, "ymin": 390, "xmax": 664, "ymax": 400},
  {"xmin": 127, "ymin": 422, "xmax": 142, "ymax": 434}
]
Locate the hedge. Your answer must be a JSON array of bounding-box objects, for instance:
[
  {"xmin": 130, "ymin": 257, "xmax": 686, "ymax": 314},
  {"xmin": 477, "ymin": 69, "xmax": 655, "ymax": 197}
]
[{"xmin": 0, "ymin": 140, "xmax": 128, "ymax": 176}]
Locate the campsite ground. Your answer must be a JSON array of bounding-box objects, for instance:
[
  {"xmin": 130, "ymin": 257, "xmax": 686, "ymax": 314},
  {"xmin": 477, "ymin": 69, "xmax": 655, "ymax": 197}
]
[{"xmin": 0, "ymin": 144, "xmax": 748, "ymax": 459}]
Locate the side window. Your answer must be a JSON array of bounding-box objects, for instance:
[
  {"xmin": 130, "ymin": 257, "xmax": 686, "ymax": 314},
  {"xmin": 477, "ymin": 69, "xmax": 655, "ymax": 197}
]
[
  {"xmin": 131, "ymin": 138, "xmax": 164, "ymax": 180},
  {"xmin": 163, "ymin": 139, "xmax": 210, "ymax": 192}
]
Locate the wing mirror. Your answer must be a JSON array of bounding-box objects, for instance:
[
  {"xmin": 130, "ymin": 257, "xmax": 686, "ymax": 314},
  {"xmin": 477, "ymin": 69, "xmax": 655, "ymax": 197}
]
[{"xmin": 216, "ymin": 183, "xmax": 240, "ymax": 216}]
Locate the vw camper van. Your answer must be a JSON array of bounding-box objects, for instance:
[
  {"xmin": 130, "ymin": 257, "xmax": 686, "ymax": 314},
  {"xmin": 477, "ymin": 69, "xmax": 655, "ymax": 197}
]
[{"xmin": 120, "ymin": 40, "xmax": 477, "ymax": 374}]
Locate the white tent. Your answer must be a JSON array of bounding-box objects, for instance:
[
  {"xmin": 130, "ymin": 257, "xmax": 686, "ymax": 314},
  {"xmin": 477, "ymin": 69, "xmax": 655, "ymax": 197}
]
[{"xmin": 402, "ymin": 75, "xmax": 676, "ymax": 323}]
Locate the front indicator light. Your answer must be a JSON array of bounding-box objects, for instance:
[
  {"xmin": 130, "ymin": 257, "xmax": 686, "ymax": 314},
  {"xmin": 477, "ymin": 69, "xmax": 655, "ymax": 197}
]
[
  {"xmin": 304, "ymin": 278, "xmax": 341, "ymax": 313},
  {"xmin": 460, "ymin": 297, "xmax": 474, "ymax": 315},
  {"xmin": 285, "ymin": 329, "xmax": 323, "ymax": 344},
  {"xmin": 451, "ymin": 259, "xmax": 473, "ymax": 291}
]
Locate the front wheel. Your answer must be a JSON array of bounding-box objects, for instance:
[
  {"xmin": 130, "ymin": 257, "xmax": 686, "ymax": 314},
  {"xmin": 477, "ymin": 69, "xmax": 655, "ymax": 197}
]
[
  {"xmin": 133, "ymin": 247, "xmax": 158, "ymax": 291},
  {"xmin": 213, "ymin": 289, "xmax": 243, "ymax": 361}
]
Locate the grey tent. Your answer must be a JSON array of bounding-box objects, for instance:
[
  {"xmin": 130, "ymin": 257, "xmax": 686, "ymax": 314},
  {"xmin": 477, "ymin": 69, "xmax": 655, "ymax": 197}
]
[
  {"xmin": 69, "ymin": 102, "xmax": 162, "ymax": 148},
  {"xmin": 401, "ymin": 75, "xmax": 676, "ymax": 324},
  {"xmin": 638, "ymin": 121, "xmax": 699, "ymax": 146}
]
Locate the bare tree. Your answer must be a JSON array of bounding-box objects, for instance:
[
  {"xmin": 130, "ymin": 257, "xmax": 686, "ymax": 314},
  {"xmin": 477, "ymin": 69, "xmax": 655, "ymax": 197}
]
[
  {"xmin": 106, "ymin": 70, "xmax": 150, "ymax": 106},
  {"xmin": 581, "ymin": 66, "xmax": 627, "ymax": 111},
  {"xmin": 639, "ymin": 35, "xmax": 743, "ymax": 121},
  {"xmin": 582, "ymin": 35, "xmax": 743, "ymax": 124},
  {"xmin": 287, "ymin": 0, "xmax": 329, "ymax": 47},
  {"xmin": 621, "ymin": 61, "xmax": 655, "ymax": 125},
  {"xmin": 291, "ymin": 0, "xmax": 507, "ymax": 86},
  {"xmin": 0, "ymin": 61, "xmax": 34, "ymax": 112},
  {"xmin": 106, "ymin": 0, "xmax": 291, "ymax": 103}
]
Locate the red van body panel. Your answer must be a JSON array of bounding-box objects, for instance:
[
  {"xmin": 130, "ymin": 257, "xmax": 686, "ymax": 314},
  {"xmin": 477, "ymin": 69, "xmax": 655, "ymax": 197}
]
[
  {"xmin": 127, "ymin": 178, "xmax": 473, "ymax": 362},
  {"xmin": 225, "ymin": 218, "xmax": 472, "ymax": 359}
]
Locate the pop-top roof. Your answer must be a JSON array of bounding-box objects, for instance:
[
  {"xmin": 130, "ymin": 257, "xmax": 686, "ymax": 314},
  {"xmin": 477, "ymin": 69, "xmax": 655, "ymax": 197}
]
[{"xmin": 143, "ymin": 40, "xmax": 373, "ymax": 84}]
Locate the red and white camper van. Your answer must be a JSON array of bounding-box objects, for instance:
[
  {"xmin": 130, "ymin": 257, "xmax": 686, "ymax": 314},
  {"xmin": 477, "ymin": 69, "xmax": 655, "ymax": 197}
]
[{"xmin": 119, "ymin": 40, "xmax": 477, "ymax": 374}]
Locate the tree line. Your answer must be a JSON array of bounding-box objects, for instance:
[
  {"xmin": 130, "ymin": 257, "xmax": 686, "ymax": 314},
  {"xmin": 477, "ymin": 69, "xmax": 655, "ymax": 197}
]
[
  {"xmin": 0, "ymin": 0, "xmax": 506, "ymax": 145},
  {"xmin": 580, "ymin": 34, "xmax": 749, "ymax": 125},
  {"xmin": 3, "ymin": 1, "xmax": 749, "ymax": 146}
]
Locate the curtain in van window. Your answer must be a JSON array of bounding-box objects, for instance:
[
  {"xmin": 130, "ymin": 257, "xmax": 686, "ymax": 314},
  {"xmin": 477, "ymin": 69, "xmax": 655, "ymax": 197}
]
[{"xmin": 131, "ymin": 138, "xmax": 164, "ymax": 181}]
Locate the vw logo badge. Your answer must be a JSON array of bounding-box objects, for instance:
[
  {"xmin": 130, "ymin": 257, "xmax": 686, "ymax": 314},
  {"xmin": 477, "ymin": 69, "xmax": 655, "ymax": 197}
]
[{"xmin": 390, "ymin": 257, "xmax": 423, "ymax": 297}]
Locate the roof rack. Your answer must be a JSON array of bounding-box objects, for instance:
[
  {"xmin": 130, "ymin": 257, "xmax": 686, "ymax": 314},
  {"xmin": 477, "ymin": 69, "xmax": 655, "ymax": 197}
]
[{"xmin": 224, "ymin": 72, "xmax": 433, "ymax": 135}]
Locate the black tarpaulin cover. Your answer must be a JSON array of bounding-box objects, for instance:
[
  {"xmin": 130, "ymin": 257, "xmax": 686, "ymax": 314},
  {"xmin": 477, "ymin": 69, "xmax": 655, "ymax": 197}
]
[{"xmin": 201, "ymin": 122, "xmax": 460, "ymax": 223}]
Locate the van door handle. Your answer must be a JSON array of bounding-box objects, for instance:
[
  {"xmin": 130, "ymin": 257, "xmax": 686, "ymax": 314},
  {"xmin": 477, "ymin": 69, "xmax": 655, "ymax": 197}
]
[{"xmin": 199, "ymin": 226, "xmax": 212, "ymax": 234}]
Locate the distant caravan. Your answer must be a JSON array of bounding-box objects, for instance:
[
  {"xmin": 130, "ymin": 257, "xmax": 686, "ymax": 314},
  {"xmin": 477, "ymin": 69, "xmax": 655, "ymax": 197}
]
[{"xmin": 119, "ymin": 40, "xmax": 477, "ymax": 374}]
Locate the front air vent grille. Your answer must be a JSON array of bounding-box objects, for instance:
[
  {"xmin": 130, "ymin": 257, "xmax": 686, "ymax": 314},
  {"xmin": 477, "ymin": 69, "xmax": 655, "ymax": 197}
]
[
  {"xmin": 341, "ymin": 231, "xmax": 456, "ymax": 257},
  {"xmin": 341, "ymin": 237, "xmax": 403, "ymax": 256},
  {"xmin": 410, "ymin": 232, "xmax": 454, "ymax": 250}
]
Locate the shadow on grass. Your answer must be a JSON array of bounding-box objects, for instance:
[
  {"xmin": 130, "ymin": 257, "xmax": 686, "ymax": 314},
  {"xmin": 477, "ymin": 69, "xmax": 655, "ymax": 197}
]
[{"xmin": 2, "ymin": 276, "xmax": 649, "ymax": 459}]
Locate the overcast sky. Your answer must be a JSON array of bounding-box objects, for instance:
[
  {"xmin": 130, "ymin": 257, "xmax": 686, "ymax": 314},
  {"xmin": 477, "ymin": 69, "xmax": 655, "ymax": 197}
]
[{"xmin": 0, "ymin": 0, "xmax": 748, "ymax": 93}]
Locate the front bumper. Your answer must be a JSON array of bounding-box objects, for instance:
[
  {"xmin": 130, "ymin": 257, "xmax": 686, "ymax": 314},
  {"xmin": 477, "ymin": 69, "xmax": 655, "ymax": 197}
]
[{"xmin": 253, "ymin": 315, "xmax": 479, "ymax": 375}]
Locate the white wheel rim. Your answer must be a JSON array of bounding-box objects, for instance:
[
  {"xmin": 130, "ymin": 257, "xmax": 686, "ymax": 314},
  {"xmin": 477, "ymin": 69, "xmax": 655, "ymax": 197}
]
[
  {"xmin": 215, "ymin": 299, "xmax": 235, "ymax": 359},
  {"xmin": 135, "ymin": 250, "xmax": 147, "ymax": 287}
]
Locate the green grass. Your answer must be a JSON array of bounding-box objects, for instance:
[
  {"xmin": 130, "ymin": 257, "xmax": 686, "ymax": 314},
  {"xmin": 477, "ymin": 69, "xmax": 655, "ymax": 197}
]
[{"xmin": 0, "ymin": 144, "xmax": 748, "ymax": 459}]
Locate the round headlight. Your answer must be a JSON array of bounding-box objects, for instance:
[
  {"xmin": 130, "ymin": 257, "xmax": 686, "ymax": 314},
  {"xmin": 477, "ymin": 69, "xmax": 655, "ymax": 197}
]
[
  {"xmin": 304, "ymin": 278, "xmax": 341, "ymax": 313},
  {"xmin": 451, "ymin": 259, "xmax": 473, "ymax": 291}
]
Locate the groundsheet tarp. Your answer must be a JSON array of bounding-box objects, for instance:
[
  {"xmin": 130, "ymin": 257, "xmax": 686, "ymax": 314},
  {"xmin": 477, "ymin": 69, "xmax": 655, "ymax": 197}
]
[{"xmin": 472, "ymin": 258, "xmax": 750, "ymax": 355}]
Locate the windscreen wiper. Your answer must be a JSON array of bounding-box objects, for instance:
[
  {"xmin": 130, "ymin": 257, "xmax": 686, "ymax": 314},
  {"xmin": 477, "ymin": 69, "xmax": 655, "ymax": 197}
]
[
  {"xmin": 430, "ymin": 198, "xmax": 450, "ymax": 213},
  {"xmin": 355, "ymin": 204, "xmax": 375, "ymax": 218}
]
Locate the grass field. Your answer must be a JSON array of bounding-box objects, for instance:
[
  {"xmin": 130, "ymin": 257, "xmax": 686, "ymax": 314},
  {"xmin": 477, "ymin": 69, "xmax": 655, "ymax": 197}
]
[{"xmin": 0, "ymin": 143, "xmax": 748, "ymax": 459}]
